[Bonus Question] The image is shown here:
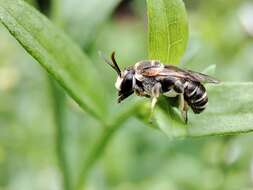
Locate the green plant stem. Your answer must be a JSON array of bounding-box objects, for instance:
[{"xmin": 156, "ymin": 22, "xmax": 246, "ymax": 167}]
[
  {"xmin": 75, "ymin": 101, "xmax": 142, "ymax": 190},
  {"xmin": 75, "ymin": 124, "xmax": 121, "ymax": 190},
  {"xmin": 51, "ymin": 0, "xmax": 62, "ymax": 27},
  {"xmin": 48, "ymin": 1, "xmax": 71, "ymax": 190},
  {"xmin": 49, "ymin": 79, "xmax": 71, "ymax": 190}
]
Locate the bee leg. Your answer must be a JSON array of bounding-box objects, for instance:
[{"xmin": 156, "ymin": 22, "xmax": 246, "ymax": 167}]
[
  {"xmin": 134, "ymin": 86, "xmax": 144, "ymax": 96},
  {"xmin": 149, "ymin": 83, "xmax": 162, "ymax": 121},
  {"xmin": 184, "ymin": 102, "xmax": 189, "ymax": 124},
  {"xmin": 179, "ymin": 93, "xmax": 188, "ymax": 124},
  {"xmin": 174, "ymin": 80, "xmax": 184, "ymax": 94},
  {"xmin": 173, "ymin": 80, "xmax": 188, "ymax": 123}
]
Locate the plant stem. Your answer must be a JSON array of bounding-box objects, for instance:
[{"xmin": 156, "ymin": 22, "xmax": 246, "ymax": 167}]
[
  {"xmin": 75, "ymin": 101, "xmax": 142, "ymax": 190},
  {"xmin": 75, "ymin": 124, "xmax": 121, "ymax": 190},
  {"xmin": 49, "ymin": 78, "xmax": 72, "ymax": 190},
  {"xmin": 47, "ymin": 1, "xmax": 72, "ymax": 189},
  {"xmin": 50, "ymin": 0, "xmax": 62, "ymax": 26}
]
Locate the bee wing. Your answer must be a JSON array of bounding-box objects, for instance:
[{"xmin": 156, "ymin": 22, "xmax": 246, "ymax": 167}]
[
  {"xmin": 140, "ymin": 65, "xmax": 220, "ymax": 84},
  {"xmin": 139, "ymin": 65, "xmax": 188, "ymax": 83},
  {"xmin": 184, "ymin": 69, "xmax": 220, "ymax": 84}
]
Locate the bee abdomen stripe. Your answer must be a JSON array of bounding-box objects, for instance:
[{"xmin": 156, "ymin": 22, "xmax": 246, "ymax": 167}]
[
  {"xmin": 192, "ymin": 102, "xmax": 208, "ymax": 113},
  {"xmin": 188, "ymin": 86, "xmax": 198, "ymax": 97},
  {"xmin": 194, "ymin": 92, "xmax": 207, "ymax": 103},
  {"xmin": 192, "ymin": 107, "xmax": 206, "ymax": 114},
  {"xmin": 194, "ymin": 96, "xmax": 208, "ymax": 107},
  {"xmin": 194, "ymin": 101, "xmax": 208, "ymax": 109},
  {"xmin": 184, "ymin": 82, "xmax": 208, "ymax": 114}
]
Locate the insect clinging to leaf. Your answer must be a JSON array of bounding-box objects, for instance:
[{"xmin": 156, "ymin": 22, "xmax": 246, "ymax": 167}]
[{"xmin": 100, "ymin": 51, "xmax": 219, "ymax": 123}]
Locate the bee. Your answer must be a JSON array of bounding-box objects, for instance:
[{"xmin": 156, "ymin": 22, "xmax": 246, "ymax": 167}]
[{"xmin": 101, "ymin": 51, "xmax": 219, "ymax": 123}]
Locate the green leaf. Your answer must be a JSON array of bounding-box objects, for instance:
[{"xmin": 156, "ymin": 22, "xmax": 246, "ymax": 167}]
[
  {"xmin": 0, "ymin": 0, "xmax": 106, "ymax": 120},
  {"xmin": 147, "ymin": 0, "xmax": 189, "ymax": 64},
  {"xmin": 152, "ymin": 83, "xmax": 253, "ymax": 138}
]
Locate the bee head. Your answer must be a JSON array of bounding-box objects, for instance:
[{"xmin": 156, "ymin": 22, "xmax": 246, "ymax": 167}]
[
  {"xmin": 115, "ymin": 68, "xmax": 135, "ymax": 103},
  {"xmin": 100, "ymin": 51, "xmax": 135, "ymax": 103}
]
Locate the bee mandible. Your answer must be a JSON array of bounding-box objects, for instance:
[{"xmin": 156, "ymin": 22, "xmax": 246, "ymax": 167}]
[{"xmin": 101, "ymin": 52, "xmax": 219, "ymax": 123}]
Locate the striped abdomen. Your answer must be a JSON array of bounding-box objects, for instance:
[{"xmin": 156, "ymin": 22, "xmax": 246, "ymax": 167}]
[{"xmin": 184, "ymin": 81, "xmax": 208, "ymax": 114}]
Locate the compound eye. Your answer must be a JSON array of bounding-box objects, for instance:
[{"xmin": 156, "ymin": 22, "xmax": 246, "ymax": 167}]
[{"xmin": 120, "ymin": 74, "xmax": 133, "ymax": 93}]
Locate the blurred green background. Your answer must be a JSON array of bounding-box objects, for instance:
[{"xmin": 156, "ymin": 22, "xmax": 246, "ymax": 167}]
[{"xmin": 0, "ymin": 0, "xmax": 253, "ymax": 189}]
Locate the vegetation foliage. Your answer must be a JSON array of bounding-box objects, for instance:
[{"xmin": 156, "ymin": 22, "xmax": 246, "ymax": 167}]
[{"xmin": 0, "ymin": 0, "xmax": 253, "ymax": 189}]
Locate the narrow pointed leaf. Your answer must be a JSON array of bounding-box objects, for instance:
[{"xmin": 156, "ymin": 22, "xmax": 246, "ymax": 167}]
[{"xmin": 0, "ymin": 0, "xmax": 106, "ymax": 120}]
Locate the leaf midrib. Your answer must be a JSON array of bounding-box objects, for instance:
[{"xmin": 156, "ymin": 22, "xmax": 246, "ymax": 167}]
[{"xmin": 0, "ymin": 4, "xmax": 104, "ymax": 121}]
